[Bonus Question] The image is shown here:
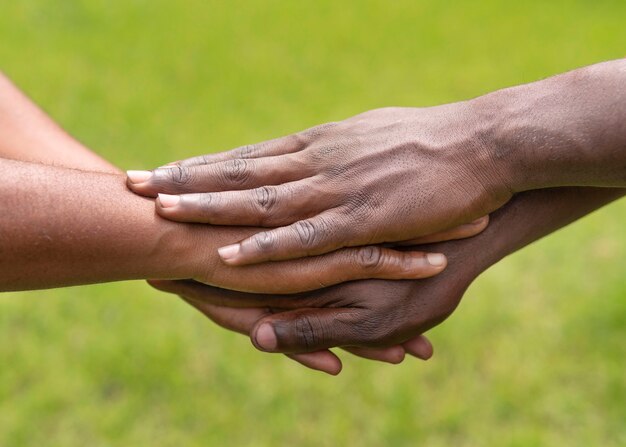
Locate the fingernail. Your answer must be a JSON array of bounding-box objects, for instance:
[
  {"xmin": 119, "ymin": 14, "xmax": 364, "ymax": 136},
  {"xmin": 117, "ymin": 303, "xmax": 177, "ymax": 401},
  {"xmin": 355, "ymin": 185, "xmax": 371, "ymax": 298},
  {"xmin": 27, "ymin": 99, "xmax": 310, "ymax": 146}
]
[
  {"xmin": 158, "ymin": 193, "xmax": 180, "ymax": 208},
  {"xmin": 426, "ymin": 253, "xmax": 446, "ymax": 267},
  {"xmin": 126, "ymin": 170, "xmax": 152, "ymax": 184},
  {"xmin": 255, "ymin": 323, "xmax": 277, "ymax": 351},
  {"xmin": 218, "ymin": 244, "xmax": 240, "ymax": 261}
]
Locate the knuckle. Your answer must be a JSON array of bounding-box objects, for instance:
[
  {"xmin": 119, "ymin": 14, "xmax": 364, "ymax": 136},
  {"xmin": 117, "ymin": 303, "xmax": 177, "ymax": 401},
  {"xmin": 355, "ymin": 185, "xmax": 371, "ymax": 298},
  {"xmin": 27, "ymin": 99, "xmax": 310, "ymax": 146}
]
[
  {"xmin": 293, "ymin": 314, "xmax": 321, "ymax": 349},
  {"xmin": 200, "ymin": 154, "xmax": 215, "ymax": 164},
  {"xmin": 290, "ymin": 133, "xmax": 308, "ymax": 148},
  {"xmin": 235, "ymin": 144, "xmax": 257, "ymax": 159},
  {"xmin": 252, "ymin": 231, "xmax": 277, "ymax": 253},
  {"xmin": 302, "ymin": 121, "xmax": 339, "ymax": 139},
  {"xmin": 344, "ymin": 191, "xmax": 374, "ymax": 217},
  {"xmin": 167, "ymin": 165, "xmax": 192, "ymax": 187},
  {"xmin": 253, "ymin": 186, "xmax": 277, "ymax": 213},
  {"xmin": 308, "ymin": 139, "xmax": 351, "ymax": 166},
  {"xmin": 198, "ymin": 193, "xmax": 215, "ymax": 210},
  {"xmin": 325, "ymin": 162, "xmax": 350, "ymax": 177},
  {"xmin": 293, "ymin": 219, "xmax": 326, "ymax": 248},
  {"xmin": 220, "ymin": 159, "xmax": 251, "ymax": 184},
  {"xmin": 355, "ymin": 246, "xmax": 386, "ymax": 271}
]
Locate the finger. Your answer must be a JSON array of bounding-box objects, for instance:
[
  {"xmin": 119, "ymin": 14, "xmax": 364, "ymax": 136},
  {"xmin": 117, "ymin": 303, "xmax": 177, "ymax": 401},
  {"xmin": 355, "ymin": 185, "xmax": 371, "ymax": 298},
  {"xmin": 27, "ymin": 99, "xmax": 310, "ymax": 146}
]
[
  {"xmin": 216, "ymin": 246, "xmax": 447, "ymax": 295},
  {"xmin": 182, "ymin": 296, "xmax": 342, "ymax": 374},
  {"xmin": 397, "ymin": 215, "xmax": 489, "ymax": 246},
  {"xmin": 402, "ymin": 334, "xmax": 434, "ymax": 360},
  {"xmin": 155, "ymin": 279, "xmax": 436, "ymax": 362},
  {"xmin": 126, "ymin": 153, "xmax": 311, "ymax": 197},
  {"xmin": 250, "ymin": 308, "xmax": 384, "ymax": 353},
  {"xmin": 175, "ymin": 134, "xmax": 307, "ymax": 167},
  {"xmin": 216, "ymin": 213, "xmax": 355, "ymax": 265},
  {"xmin": 286, "ymin": 351, "xmax": 343, "ymax": 375},
  {"xmin": 155, "ymin": 179, "xmax": 336, "ymax": 227},
  {"xmin": 217, "ymin": 213, "xmax": 343, "ymax": 265},
  {"xmin": 341, "ymin": 345, "xmax": 406, "ymax": 364},
  {"xmin": 156, "ymin": 247, "xmax": 445, "ymax": 299},
  {"xmin": 148, "ymin": 280, "xmax": 342, "ymax": 375}
]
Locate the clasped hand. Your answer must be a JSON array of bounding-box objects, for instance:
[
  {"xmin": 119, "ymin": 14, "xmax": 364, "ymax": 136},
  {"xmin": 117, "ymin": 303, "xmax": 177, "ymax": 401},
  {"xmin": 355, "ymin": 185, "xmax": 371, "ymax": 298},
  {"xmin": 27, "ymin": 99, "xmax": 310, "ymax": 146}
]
[{"xmin": 126, "ymin": 105, "xmax": 503, "ymax": 374}]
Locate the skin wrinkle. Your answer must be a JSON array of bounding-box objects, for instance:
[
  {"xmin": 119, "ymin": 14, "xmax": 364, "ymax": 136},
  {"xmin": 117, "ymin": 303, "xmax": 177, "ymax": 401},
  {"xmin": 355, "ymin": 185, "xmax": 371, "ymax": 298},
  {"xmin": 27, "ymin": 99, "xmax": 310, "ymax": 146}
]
[
  {"xmin": 0, "ymin": 71, "xmax": 432, "ymax": 373},
  {"xmin": 2, "ymin": 158, "xmax": 449, "ymax": 293},
  {"xmin": 163, "ymin": 187, "xmax": 624, "ymax": 354},
  {"xmin": 3, "ymin": 61, "xmax": 624, "ymax": 361}
]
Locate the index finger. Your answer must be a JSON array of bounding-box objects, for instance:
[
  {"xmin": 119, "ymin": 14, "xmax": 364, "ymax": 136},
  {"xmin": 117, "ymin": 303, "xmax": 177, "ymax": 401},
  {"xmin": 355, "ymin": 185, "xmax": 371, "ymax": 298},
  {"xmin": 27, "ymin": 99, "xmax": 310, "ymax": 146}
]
[{"xmin": 174, "ymin": 134, "xmax": 307, "ymax": 168}]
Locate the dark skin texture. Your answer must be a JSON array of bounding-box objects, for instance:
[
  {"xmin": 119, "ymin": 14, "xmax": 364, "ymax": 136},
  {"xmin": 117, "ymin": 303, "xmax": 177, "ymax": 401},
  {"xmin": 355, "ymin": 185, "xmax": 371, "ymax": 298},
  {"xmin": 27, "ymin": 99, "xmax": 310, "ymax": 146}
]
[
  {"xmin": 127, "ymin": 59, "xmax": 626, "ymax": 266},
  {"xmin": 4, "ymin": 60, "xmax": 626, "ymax": 375},
  {"xmin": 0, "ymin": 71, "xmax": 439, "ymax": 373},
  {"xmin": 1, "ymin": 159, "xmax": 469, "ymax": 293},
  {"xmin": 149, "ymin": 186, "xmax": 625, "ymax": 376},
  {"xmin": 3, "ymin": 69, "xmax": 475, "ymax": 293}
]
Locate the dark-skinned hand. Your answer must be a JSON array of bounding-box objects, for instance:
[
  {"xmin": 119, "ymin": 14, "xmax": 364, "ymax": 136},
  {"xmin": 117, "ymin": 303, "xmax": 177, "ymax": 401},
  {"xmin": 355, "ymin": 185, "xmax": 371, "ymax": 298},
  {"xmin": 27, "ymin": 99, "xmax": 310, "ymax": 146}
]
[
  {"xmin": 127, "ymin": 105, "xmax": 505, "ymax": 266},
  {"xmin": 148, "ymin": 187, "xmax": 625, "ymax": 373}
]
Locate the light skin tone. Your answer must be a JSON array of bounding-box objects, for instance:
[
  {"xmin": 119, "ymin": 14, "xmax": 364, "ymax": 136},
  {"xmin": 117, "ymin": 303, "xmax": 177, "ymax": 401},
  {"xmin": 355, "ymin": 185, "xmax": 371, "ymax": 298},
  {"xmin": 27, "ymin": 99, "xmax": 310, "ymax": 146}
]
[{"xmin": 127, "ymin": 58, "xmax": 626, "ymax": 267}]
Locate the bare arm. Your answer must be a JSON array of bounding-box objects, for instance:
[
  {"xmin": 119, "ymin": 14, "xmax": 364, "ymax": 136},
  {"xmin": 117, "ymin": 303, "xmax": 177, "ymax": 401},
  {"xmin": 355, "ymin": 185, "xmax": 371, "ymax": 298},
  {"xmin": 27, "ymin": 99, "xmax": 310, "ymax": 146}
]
[
  {"xmin": 131, "ymin": 58, "xmax": 626, "ymax": 267},
  {"xmin": 0, "ymin": 75, "xmax": 451, "ymax": 294},
  {"xmin": 0, "ymin": 72, "xmax": 432, "ymax": 372},
  {"xmin": 480, "ymin": 58, "xmax": 626, "ymax": 190}
]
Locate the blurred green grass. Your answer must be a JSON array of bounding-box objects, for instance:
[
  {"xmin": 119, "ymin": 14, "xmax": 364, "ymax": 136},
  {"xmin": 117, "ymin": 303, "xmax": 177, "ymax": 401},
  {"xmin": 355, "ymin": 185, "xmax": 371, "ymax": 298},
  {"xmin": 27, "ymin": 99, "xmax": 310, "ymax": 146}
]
[{"xmin": 1, "ymin": 1, "xmax": 625, "ymax": 445}]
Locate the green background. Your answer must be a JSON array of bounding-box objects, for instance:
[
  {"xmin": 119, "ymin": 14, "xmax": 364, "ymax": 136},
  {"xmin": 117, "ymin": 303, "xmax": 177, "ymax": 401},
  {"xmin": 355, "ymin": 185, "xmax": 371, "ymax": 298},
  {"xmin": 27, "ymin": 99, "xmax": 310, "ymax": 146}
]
[{"xmin": 1, "ymin": 1, "xmax": 625, "ymax": 445}]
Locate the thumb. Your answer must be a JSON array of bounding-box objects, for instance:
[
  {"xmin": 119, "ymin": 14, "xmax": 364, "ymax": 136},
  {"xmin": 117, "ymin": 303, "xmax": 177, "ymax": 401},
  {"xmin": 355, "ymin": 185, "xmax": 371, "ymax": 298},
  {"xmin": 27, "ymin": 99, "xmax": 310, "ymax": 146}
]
[{"xmin": 250, "ymin": 308, "xmax": 371, "ymax": 354}]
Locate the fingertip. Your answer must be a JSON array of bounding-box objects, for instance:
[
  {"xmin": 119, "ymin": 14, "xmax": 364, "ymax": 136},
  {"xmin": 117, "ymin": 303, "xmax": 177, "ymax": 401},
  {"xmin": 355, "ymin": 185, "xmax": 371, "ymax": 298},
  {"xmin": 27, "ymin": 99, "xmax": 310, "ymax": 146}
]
[
  {"xmin": 403, "ymin": 335, "xmax": 434, "ymax": 360},
  {"xmin": 287, "ymin": 351, "xmax": 343, "ymax": 375},
  {"xmin": 157, "ymin": 193, "xmax": 180, "ymax": 209},
  {"xmin": 426, "ymin": 253, "xmax": 447, "ymax": 269},
  {"xmin": 470, "ymin": 215, "xmax": 490, "ymax": 233},
  {"xmin": 327, "ymin": 360, "xmax": 343, "ymax": 375},
  {"xmin": 126, "ymin": 170, "xmax": 158, "ymax": 197},
  {"xmin": 398, "ymin": 251, "xmax": 447, "ymax": 279},
  {"xmin": 474, "ymin": 214, "xmax": 490, "ymax": 225},
  {"xmin": 218, "ymin": 244, "xmax": 242, "ymax": 265},
  {"xmin": 252, "ymin": 322, "xmax": 278, "ymax": 352},
  {"xmin": 387, "ymin": 346, "xmax": 407, "ymax": 364},
  {"xmin": 126, "ymin": 170, "xmax": 152, "ymax": 185}
]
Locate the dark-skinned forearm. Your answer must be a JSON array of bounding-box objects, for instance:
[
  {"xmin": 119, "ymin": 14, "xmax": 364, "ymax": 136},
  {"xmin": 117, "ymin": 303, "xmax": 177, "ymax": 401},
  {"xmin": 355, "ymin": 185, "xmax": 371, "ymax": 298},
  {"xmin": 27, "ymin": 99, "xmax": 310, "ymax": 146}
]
[
  {"xmin": 475, "ymin": 59, "xmax": 626, "ymax": 191},
  {"xmin": 443, "ymin": 188, "xmax": 626, "ymax": 280}
]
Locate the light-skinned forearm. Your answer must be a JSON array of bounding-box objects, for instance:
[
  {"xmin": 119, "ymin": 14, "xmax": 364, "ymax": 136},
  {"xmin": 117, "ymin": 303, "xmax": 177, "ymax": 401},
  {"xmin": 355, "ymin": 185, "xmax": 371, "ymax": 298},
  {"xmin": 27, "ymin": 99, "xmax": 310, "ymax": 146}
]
[
  {"xmin": 0, "ymin": 159, "xmax": 446, "ymax": 293},
  {"xmin": 0, "ymin": 158, "xmax": 207, "ymax": 290}
]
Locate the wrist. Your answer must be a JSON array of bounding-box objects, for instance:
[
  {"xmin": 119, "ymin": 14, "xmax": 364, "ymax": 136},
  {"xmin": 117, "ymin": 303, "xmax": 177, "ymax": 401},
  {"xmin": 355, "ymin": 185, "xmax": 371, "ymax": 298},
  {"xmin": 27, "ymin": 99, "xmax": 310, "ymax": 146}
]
[
  {"xmin": 471, "ymin": 60, "xmax": 626, "ymax": 192},
  {"xmin": 468, "ymin": 86, "xmax": 537, "ymax": 194},
  {"xmin": 147, "ymin": 219, "xmax": 218, "ymax": 281}
]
